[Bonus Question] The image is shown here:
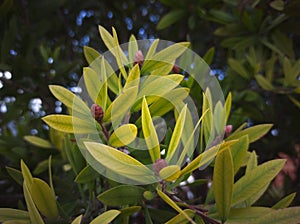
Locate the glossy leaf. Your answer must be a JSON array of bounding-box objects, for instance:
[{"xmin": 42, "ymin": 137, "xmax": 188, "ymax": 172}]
[
  {"xmin": 124, "ymin": 64, "xmax": 140, "ymax": 90},
  {"xmin": 90, "ymin": 210, "xmax": 120, "ymax": 224},
  {"xmin": 159, "ymin": 165, "xmax": 181, "ymax": 182},
  {"xmin": 42, "ymin": 115, "xmax": 95, "ymax": 134},
  {"xmin": 97, "ymin": 185, "xmax": 145, "ymax": 206},
  {"xmin": 23, "ymin": 136, "xmax": 53, "ymax": 149},
  {"xmin": 165, "ymin": 105, "xmax": 187, "ymax": 163},
  {"xmin": 225, "ymin": 207, "xmax": 273, "ymax": 224},
  {"xmin": 6, "ymin": 166, "xmax": 23, "ymax": 185},
  {"xmin": 83, "ymin": 66, "xmax": 107, "ymax": 109},
  {"xmin": 118, "ymin": 206, "xmax": 141, "ymax": 220},
  {"xmin": 142, "ymin": 97, "xmax": 161, "ymax": 162},
  {"xmin": 83, "ymin": 46, "xmax": 100, "ymax": 64},
  {"xmin": 148, "ymin": 87, "xmax": 189, "ymax": 118},
  {"xmin": 157, "ymin": 189, "xmax": 195, "ymax": 224},
  {"xmin": 132, "ymin": 74, "xmax": 184, "ymax": 113},
  {"xmin": 225, "ymin": 92, "xmax": 232, "ymax": 123},
  {"xmin": 272, "ymin": 193, "xmax": 296, "ymax": 209},
  {"xmin": 145, "ymin": 39, "xmax": 159, "ymax": 59},
  {"xmin": 75, "ymin": 165, "xmax": 99, "ymax": 183},
  {"xmin": 84, "ymin": 142, "xmax": 156, "ymax": 184},
  {"xmin": 213, "ymin": 148, "xmax": 234, "ymax": 222},
  {"xmin": 232, "ymin": 159, "xmax": 285, "ymax": 206},
  {"xmin": 255, "ymin": 75, "xmax": 274, "ymax": 91},
  {"xmin": 165, "ymin": 209, "xmax": 195, "ymax": 224},
  {"xmin": 180, "ymin": 140, "xmax": 238, "ymax": 177},
  {"xmin": 257, "ymin": 207, "xmax": 300, "ymax": 224},
  {"xmin": 29, "ymin": 178, "xmax": 58, "ymax": 218},
  {"xmin": 177, "ymin": 109, "xmax": 208, "ymax": 165},
  {"xmin": 21, "ymin": 160, "xmax": 33, "ymax": 186},
  {"xmin": 109, "ymin": 124, "xmax": 138, "ymax": 147},
  {"xmin": 104, "ymin": 86, "xmax": 138, "ymax": 125},
  {"xmin": 0, "ymin": 209, "xmax": 29, "ymax": 222},
  {"xmin": 213, "ymin": 101, "xmax": 226, "ymax": 135},
  {"xmin": 228, "ymin": 58, "xmax": 250, "ymax": 79},
  {"xmin": 156, "ymin": 9, "xmax": 186, "ymax": 30},
  {"xmin": 226, "ymin": 124, "xmax": 273, "ymax": 143},
  {"xmin": 230, "ymin": 135, "xmax": 249, "ymax": 174},
  {"xmin": 49, "ymin": 85, "xmax": 90, "ymax": 116},
  {"xmin": 112, "ymin": 27, "xmax": 128, "ymax": 79},
  {"xmin": 128, "ymin": 34, "xmax": 138, "ymax": 64},
  {"xmin": 23, "ymin": 182, "xmax": 44, "ymax": 224},
  {"xmin": 71, "ymin": 215, "xmax": 82, "ymax": 224},
  {"xmin": 142, "ymin": 42, "xmax": 190, "ymax": 73},
  {"xmin": 246, "ymin": 150, "xmax": 258, "ymax": 174}
]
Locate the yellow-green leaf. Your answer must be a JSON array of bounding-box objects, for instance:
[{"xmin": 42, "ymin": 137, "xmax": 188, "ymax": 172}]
[
  {"xmin": 180, "ymin": 140, "xmax": 238, "ymax": 177},
  {"xmin": 21, "ymin": 160, "xmax": 33, "ymax": 186},
  {"xmin": 109, "ymin": 124, "xmax": 138, "ymax": 147},
  {"xmin": 246, "ymin": 150, "xmax": 257, "ymax": 174},
  {"xmin": 124, "ymin": 64, "xmax": 140, "ymax": 90},
  {"xmin": 49, "ymin": 85, "xmax": 90, "ymax": 116},
  {"xmin": 142, "ymin": 97, "xmax": 161, "ymax": 162},
  {"xmin": 159, "ymin": 165, "xmax": 181, "ymax": 182},
  {"xmin": 257, "ymin": 207, "xmax": 300, "ymax": 224},
  {"xmin": 230, "ymin": 135, "xmax": 249, "ymax": 174},
  {"xmin": 112, "ymin": 27, "xmax": 128, "ymax": 79},
  {"xmin": 213, "ymin": 149, "xmax": 234, "ymax": 223},
  {"xmin": 104, "ymin": 86, "xmax": 138, "ymax": 125},
  {"xmin": 255, "ymin": 75, "xmax": 274, "ymax": 91},
  {"xmin": 71, "ymin": 215, "xmax": 82, "ymax": 224},
  {"xmin": 228, "ymin": 58, "xmax": 250, "ymax": 79},
  {"xmin": 83, "ymin": 66, "xmax": 107, "ymax": 109},
  {"xmin": 156, "ymin": 9, "xmax": 186, "ymax": 30},
  {"xmin": 225, "ymin": 207, "xmax": 273, "ymax": 224},
  {"xmin": 6, "ymin": 166, "xmax": 23, "ymax": 186},
  {"xmin": 84, "ymin": 142, "xmax": 156, "ymax": 184},
  {"xmin": 42, "ymin": 115, "xmax": 95, "ymax": 134},
  {"xmin": 157, "ymin": 189, "xmax": 195, "ymax": 224},
  {"xmin": 165, "ymin": 209, "xmax": 195, "ymax": 224},
  {"xmin": 142, "ymin": 42, "xmax": 190, "ymax": 73},
  {"xmin": 272, "ymin": 193, "xmax": 296, "ymax": 209},
  {"xmin": 29, "ymin": 178, "xmax": 58, "ymax": 218},
  {"xmin": 0, "ymin": 209, "xmax": 29, "ymax": 222},
  {"xmin": 177, "ymin": 109, "xmax": 208, "ymax": 165},
  {"xmin": 225, "ymin": 92, "xmax": 232, "ymax": 123},
  {"xmin": 23, "ymin": 136, "xmax": 53, "ymax": 149},
  {"xmin": 97, "ymin": 185, "xmax": 145, "ymax": 206},
  {"xmin": 128, "ymin": 34, "xmax": 138, "ymax": 64},
  {"xmin": 165, "ymin": 105, "xmax": 187, "ymax": 163},
  {"xmin": 232, "ymin": 159, "xmax": 285, "ymax": 206},
  {"xmin": 75, "ymin": 165, "xmax": 99, "ymax": 183},
  {"xmin": 83, "ymin": 46, "xmax": 100, "ymax": 64},
  {"xmin": 226, "ymin": 124, "xmax": 273, "ymax": 143},
  {"xmin": 90, "ymin": 210, "xmax": 120, "ymax": 224},
  {"xmin": 23, "ymin": 182, "xmax": 44, "ymax": 224}
]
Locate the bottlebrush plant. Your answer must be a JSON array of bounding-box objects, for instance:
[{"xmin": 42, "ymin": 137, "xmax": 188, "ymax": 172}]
[{"xmin": 1, "ymin": 26, "xmax": 300, "ymax": 224}]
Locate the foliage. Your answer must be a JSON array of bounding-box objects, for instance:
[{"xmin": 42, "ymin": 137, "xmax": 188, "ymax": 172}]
[
  {"xmin": 156, "ymin": 0, "xmax": 300, "ymax": 202},
  {"xmin": 1, "ymin": 26, "xmax": 300, "ymax": 224}
]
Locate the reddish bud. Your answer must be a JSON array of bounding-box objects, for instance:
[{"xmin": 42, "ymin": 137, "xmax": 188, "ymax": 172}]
[
  {"xmin": 224, "ymin": 125, "xmax": 233, "ymax": 137},
  {"xmin": 153, "ymin": 159, "xmax": 168, "ymax": 175},
  {"xmin": 134, "ymin": 50, "xmax": 144, "ymax": 67},
  {"xmin": 91, "ymin": 104, "xmax": 103, "ymax": 123},
  {"xmin": 172, "ymin": 64, "xmax": 181, "ymax": 73}
]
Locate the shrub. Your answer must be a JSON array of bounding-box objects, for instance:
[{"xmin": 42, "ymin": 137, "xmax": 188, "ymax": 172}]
[{"xmin": 1, "ymin": 26, "xmax": 300, "ymax": 224}]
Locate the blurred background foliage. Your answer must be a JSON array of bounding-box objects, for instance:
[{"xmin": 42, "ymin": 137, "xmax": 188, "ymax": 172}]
[{"xmin": 1, "ymin": 0, "xmax": 300, "ymax": 208}]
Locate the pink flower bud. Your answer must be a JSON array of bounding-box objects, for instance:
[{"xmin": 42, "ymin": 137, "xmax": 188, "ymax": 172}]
[
  {"xmin": 153, "ymin": 159, "xmax": 168, "ymax": 175},
  {"xmin": 91, "ymin": 104, "xmax": 103, "ymax": 123},
  {"xmin": 134, "ymin": 50, "xmax": 144, "ymax": 67},
  {"xmin": 224, "ymin": 125, "xmax": 233, "ymax": 137},
  {"xmin": 172, "ymin": 64, "xmax": 181, "ymax": 73}
]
